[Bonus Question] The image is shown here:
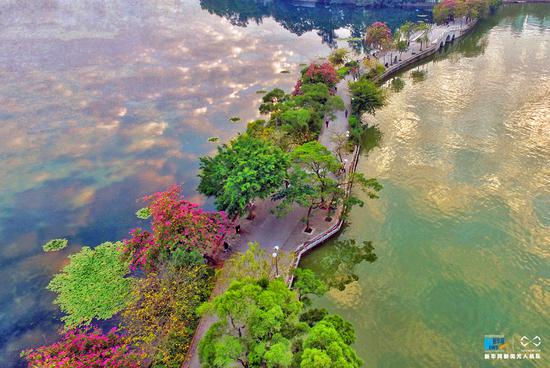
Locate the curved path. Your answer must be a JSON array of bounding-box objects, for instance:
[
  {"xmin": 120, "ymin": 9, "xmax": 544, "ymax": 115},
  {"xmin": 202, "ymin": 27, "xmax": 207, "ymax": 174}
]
[
  {"xmin": 184, "ymin": 18, "xmax": 478, "ymax": 366},
  {"xmin": 183, "ymin": 75, "xmax": 354, "ymax": 368}
]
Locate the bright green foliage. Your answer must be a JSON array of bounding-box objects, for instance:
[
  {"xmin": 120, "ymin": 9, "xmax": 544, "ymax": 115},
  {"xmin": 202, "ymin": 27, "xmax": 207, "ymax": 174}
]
[
  {"xmin": 256, "ymin": 82, "xmax": 344, "ymax": 147},
  {"xmin": 349, "ymin": 77, "xmax": 385, "ymax": 116},
  {"xmin": 43, "ymin": 238, "xmax": 68, "ymax": 252},
  {"xmin": 261, "ymin": 83, "xmax": 343, "ymax": 146},
  {"xmin": 328, "ymin": 48, "xmax": 349, "ymax": 66},
  {"xmin": 414, "ymin": 22, "xmax": 430, "ymax": 51},
  {"xmin": 293, "ymin": 268, "xmax": 327, "ymax": 306},
  {"xmin": 301, "ymin": 317, "xmax": 362, "ymax": 368},
  {"xmin": 396, "ymin": 39, "xmax": 408, "ymax": 57},
  {"xmin": 274, "ymin": 141, "xmax": 341, "ymax": 230},
  {"xmin": 198, "ymin": 276, "xmax": 361, "ymax": 368},
  {"xmin": 259, "ymin": 88, "xmax": 288, "ymax": 114},
  {"xmin": 47, "ymin": 241, "xmax": 132, "ymax": 329},
  {"xmin": 122, "ymin": 264, "xmax": 213, "ymax": 368},
  {"xmin": 135, "ymin": 207, "xmax": 151, "ymax": 219},
  {"xmin": 398, "ymin": 21, "xmax": 415, "ymax": 41},
  {"xmin": 198, "ymin": 134, "xmax": 290, "ymax": 219},
  {"xmin": 198, "ymin": 278, "xmax": 302, "ymax": 367},
  {"xmin": 290, "ymin": 141, "xmax": 341, "ymax": 177}
]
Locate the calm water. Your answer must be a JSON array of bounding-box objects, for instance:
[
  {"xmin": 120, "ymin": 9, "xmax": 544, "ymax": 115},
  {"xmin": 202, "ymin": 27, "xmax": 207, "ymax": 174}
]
[
  {"xmin": 0, "ymin": 0, "xmax": 428, "ymax": 365},
  {"xmin": 302, "ymin": 4, "xmax": 550, "ymax": 367}
]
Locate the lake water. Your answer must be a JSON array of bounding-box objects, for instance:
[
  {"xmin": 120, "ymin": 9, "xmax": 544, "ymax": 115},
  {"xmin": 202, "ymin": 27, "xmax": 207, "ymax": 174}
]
[
  {"xmin": 0, "ymin": 0, "xmax": 429, "ymax": 365},
  {"xmin": 301, "ymin": 4, "xmax": 550, "ymax": 367}
]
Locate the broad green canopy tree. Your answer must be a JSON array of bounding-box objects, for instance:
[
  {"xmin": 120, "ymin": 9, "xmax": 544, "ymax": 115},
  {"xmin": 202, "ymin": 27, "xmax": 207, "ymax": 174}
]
[
  {"xmin": 274, "ymin": 141, "xmax": 341, "ymax": 231},
  {"xmin": 349, "ymin": 77, "xmax": 386, "ymax": 116},
  {"xmin": 198, "ymin": 277, "xmax": 362, "ymax": 368},
  {"xmin": 198, "ymin": 134, "xmax": 290, "ymax": 219},
  {"xmin": 300, "ymin": 317, "xmax": 362, "ymax": 368},
  {"xmin": 198, "ymin": 278, "xmax": 300, "ymax": 367},
  {"xmin": 47, "ymin": 241, "xmax": 132, "ymax": 328}
]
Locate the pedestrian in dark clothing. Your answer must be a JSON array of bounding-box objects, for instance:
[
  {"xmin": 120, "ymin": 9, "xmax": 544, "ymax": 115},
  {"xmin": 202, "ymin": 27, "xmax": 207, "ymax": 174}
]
[
  {"xmin": 325, "ymin": 120, "xmax": 329, "ymax": 128},
  {"xmin": 235, "ymin": 224, "xmax": 241, "ymax": 234},
  {"xmin": 223, "ymin": 241, "xmax": 230, "ymax": 253},
  {"xmin": 345, "ymin": 110, "xmax": 348, "ymax": 118}
]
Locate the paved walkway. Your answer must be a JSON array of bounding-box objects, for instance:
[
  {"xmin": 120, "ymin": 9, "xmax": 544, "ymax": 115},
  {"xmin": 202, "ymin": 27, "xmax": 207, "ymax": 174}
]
[
  {"xmin": 183, "ymin": 74, "xmax": 354, "ymax": 368},
  {"xmin": 369, "ymin": 18, "xmax": 473, "ymax": 74}
]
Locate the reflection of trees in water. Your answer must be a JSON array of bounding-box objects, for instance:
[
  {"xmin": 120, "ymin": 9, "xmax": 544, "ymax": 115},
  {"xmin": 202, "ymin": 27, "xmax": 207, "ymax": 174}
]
[
  {"xmin": 315, "ymin": 239, "xmax": 377, "ymax": 290},
  {"xmin": 453, "ymin": 4, "xmax": 550, "ymax": 58},
  {"xmin": 360, "ymin": 124, "xmax": 382, "ymax": 155},
  {"xmin": 200, "ymin": 0, "xmax": 431, "ymax": 47}
]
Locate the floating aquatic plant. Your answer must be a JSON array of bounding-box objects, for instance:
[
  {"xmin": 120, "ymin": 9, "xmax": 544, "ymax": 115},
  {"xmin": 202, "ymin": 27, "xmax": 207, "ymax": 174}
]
[{"xmin": 43, "ymin": 238, "xmax": 68, "ymax": 252}]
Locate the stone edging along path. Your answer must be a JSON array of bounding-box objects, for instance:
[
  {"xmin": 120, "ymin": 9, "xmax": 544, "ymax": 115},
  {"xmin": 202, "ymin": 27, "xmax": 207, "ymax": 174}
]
[
  {"xmin": 375, "ymin": 18, "xmax": 478, "ymax": 83},
  {"xmin": 183, "ymin": 18, "xmax": 480, "ymax": 368},
  {"xmin": 288, "ymin": 18, "xmax": 480, "ymax": 284}
]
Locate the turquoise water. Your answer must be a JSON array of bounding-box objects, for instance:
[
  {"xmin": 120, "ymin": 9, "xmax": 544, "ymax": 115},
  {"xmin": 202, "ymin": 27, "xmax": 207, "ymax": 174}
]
[
  {"xmin": 0, "ymin": 0, "xmax": 428, "ymax": 365},
  {"xmin": 301, "ymin": 5, "xmax": 550, "ymax": 367}
]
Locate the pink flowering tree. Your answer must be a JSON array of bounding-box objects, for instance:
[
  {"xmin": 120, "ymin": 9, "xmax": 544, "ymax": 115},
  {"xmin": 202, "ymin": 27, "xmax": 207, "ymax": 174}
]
[
  {"xmin": 365, "ymin": 22, "xmax": 393, "ymax": 51},
  {"xmin": 122, "ymin": 185, "xmax": 233, "ymax": 271},
  {"xmin": 21, "ymin": 327, "xmax": 141, "ymax": 368},
  {"xmin": 302, "ymin": 63, "xmax": 339, "ymax": 88}
]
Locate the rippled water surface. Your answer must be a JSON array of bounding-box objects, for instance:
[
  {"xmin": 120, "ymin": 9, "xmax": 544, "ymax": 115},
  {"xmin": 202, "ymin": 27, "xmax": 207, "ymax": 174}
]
[
  {"xmin": 302, "ymin": 5, "xmax": 550, "ymax": 367},
  {"xmin": 0, "ymin": 0, "xmax": 431, "ymax": 365}
]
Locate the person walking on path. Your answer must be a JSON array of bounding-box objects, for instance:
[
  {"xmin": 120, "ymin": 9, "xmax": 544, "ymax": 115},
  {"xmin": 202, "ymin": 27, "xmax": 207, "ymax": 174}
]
[
  {"xmin": 325, "ymin": 120, "xmax": 329, "ymax": 128},
  {"xmin": 345, "ymin": 110, "xmax": 348, "ymax": 118}
]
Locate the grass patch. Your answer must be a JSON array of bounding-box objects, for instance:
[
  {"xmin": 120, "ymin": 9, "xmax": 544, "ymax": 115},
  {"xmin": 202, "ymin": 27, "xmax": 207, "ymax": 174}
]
[
  {"xmin": 208, "ymin": 137, "xmax": 219, "ymax": 142},
  {"xmin": 256, "ymin": 90, "xmax": 267, "ymax": 94},
  {"xmin": 229, "ymin": 116, "xmax": 241, "ymax": 123},
  {"xmin": 43, "ymin": 239, "xmax": 68, "ymax": 252}
]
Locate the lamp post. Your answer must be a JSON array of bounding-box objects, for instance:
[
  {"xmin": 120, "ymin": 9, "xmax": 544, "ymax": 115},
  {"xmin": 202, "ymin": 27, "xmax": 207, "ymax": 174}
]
[{"xmin": 272, "ymin": 246, "xmax": 280, "ymax": 278}]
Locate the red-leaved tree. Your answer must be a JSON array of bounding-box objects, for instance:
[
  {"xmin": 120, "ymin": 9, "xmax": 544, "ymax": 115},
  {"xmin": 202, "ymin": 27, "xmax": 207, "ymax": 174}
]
[
  {"xmin": 21, "ymin": 327, "xmax": 141, "ymax": 368},
  {"xmin": 302, "ymin": 62, "xmax": 339, "ymax": 89},
  {"xmin": 122, "ymin": 185, "xmax": 233, "ymax": 271},
  {"xmin": 365, "ymin": 22, "xmax": 393, "ymax": 51}
]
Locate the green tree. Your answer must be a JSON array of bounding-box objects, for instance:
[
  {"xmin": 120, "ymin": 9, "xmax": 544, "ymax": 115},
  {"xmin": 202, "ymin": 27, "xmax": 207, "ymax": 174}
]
[
  {"xmin": 198, "ymin": 278, "xmax": 302, "ymax": 368},
  {"xmin": 300, "ymin": 317, "xmax": 362, "ymax": 368},
  {"xmin": 398, "ymin": 21, "xmax": 415, "ymax": 43},
  {"xmin": 47, "ymin": 241, "xmax": 132, "ymax": 328},
  {"xmin": 348, "ymin": 78, "xmax": 386, "ymax": 116},
  {"xmin": 198, "ymin": 278, "xmax": 361, "ymax": 368},
  {"xmin": 328, "ymin": 48, "xmax": 349, "ymax": 66},
  {"xmin": 198, "ymin": 134, "xmax": 290, "ymax": 219},
  {"xmin": 396, "ymin": 39, "xmax": 408, "ymax": 60},
  {"xmin": 293, "ymin": 268, "xmax": 327, "ymax": 306},
  {"xmin": 414, "ymin": 22, "xmax": 431, "ymax": 51},
  {"xmin": 274, "ymin": 141, "xmax": 341, "ymax": 232}
]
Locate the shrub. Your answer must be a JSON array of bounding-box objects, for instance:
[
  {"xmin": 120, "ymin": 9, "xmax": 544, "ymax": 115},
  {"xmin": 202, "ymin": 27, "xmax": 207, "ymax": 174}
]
[{"xmin": 21, "ymin": 326, "xmax": 141, "ymax": 368}]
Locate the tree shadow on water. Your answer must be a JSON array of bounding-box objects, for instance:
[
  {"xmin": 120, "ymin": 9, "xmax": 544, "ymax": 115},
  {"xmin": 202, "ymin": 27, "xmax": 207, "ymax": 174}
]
[
  {"xmin": 359, "ymin": 124, "xmax": 382, "ymax": 155},
  {"xmin": 315, "ymin": 238, "xmax": 377, "ymax": 291}
]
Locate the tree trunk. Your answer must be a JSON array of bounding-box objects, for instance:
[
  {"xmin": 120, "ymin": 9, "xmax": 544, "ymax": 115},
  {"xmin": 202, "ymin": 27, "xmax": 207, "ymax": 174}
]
[{"xmin": 305, "ymin": 205, "xmax": 313, "ymax": 232}]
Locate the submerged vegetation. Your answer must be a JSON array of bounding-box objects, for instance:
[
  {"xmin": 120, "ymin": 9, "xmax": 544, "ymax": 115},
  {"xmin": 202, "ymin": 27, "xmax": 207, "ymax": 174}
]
[{"xmin": 42, "ymin": 238, "xmax": 68, "ymax": 252}]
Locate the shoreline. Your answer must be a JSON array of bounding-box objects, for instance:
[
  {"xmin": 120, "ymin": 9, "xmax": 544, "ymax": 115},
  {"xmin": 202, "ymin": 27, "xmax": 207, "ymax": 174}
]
[
  {"xmin": 289, "ymin": 18, "xmax": 480, "ymax": 279},
  {"xmin": 185, "ymin": 14, "xmax": 483, "ymax": 368}
]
